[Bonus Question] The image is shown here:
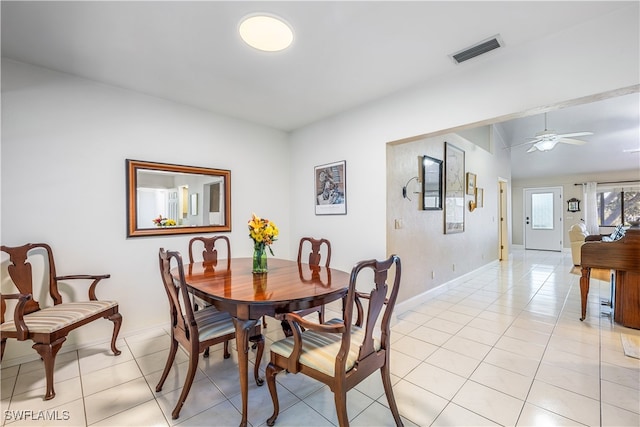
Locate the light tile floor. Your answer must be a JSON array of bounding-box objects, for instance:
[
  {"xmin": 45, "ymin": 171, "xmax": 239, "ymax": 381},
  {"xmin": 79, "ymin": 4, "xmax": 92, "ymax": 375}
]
[{"xmin": 1, "ymin": 249, "xmax": 639, "ymax": 426}]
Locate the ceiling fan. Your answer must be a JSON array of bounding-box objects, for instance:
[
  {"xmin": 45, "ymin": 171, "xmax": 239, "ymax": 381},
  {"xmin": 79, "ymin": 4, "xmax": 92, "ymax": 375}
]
[{"xmin": 518, "ymin": 112, "xmax": 593, "ymax": 152}]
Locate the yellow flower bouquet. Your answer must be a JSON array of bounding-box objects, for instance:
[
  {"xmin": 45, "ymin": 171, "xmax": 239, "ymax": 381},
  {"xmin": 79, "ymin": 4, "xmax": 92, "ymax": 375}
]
[
  {"xmin": 248, "ymin": 213, "xmax": 278, "ymax": 273},
  {"xmin": 152, "ymin": 215, "xmax": 176, "ymax": 227}
]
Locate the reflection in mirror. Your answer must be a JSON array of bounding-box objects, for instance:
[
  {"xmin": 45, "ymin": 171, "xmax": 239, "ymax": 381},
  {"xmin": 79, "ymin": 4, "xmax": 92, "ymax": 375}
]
[
  {"xmin": 422, "ymin": 155, "xmax": 443, "ymax": 210},
  {"xmin": 126, "ymin": 159, "xmax": 231, "ymax": 237}
]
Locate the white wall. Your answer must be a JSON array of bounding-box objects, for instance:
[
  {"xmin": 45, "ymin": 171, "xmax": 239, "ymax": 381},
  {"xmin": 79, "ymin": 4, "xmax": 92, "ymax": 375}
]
[
  {"xmin": 386, "ymin": 129, "xmax": 510, "ymax": 303},
  {"xmin": 287, "ymin": 5, "xmax": 638, "ymax": 300},
  {"xmin": 1, "ymin": 60, "xmax": 291, "ymax": 363}
]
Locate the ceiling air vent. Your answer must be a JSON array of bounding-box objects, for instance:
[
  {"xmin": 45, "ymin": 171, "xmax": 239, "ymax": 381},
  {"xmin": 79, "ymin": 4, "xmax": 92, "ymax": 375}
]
[{"xmin": 450, "ymin": 35, "xmax": 503, "ymax": 64}]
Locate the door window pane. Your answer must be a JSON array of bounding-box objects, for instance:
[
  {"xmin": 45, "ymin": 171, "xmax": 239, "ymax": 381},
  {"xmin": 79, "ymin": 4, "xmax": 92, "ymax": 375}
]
[{"xmin": 532, "ymin": 193, "xmax": 554, "ymax": 230}]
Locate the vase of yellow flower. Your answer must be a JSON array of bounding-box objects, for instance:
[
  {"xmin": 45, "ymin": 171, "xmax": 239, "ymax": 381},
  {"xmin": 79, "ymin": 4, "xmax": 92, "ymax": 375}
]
[
  {"xmin": 248, "ymin": 213, "xmax": 278, "ymax": 274},
  {"xmin": 152, "ymin": 215, "xmax": 177, "ymax": 227}
]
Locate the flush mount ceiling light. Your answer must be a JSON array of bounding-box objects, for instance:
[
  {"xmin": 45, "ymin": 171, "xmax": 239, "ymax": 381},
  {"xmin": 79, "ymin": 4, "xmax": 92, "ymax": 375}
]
[{"xmin": 239, "ymin": 14, "xmax": 293, "ymax": 52}]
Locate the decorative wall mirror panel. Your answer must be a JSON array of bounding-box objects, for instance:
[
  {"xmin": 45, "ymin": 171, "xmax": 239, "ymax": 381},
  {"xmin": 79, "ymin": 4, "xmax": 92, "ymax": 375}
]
[
  {"xmin": 421, "ymin": 155, "xmax": 443, "ymax": 210},
  {"xmin": 126, "ymin": 159, "xmax": 231, "ymax": 237}
]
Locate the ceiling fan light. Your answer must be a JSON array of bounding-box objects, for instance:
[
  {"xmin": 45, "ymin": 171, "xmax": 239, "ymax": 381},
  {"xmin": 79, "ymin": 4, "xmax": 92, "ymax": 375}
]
[{"xmin": 536, "ymin": 140, "xmax": 558, "ymax": 151}]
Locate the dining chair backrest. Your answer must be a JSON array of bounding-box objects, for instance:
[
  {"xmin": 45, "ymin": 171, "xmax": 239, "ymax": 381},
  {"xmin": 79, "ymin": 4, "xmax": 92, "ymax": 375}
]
[
  {"xmin": 188, "ymin": 236, "xmax": 231, "ymax": 269},
  {"xmin": 347, "ymin": 255, "xmax": 401, "ymax": 367},
  {"xmin": 297, "ymin": 237, "xmax": 331, "ymax": 267},
  {"xmin": 159, "ymin": 248, "xmax": 198, "ymax": 340}
]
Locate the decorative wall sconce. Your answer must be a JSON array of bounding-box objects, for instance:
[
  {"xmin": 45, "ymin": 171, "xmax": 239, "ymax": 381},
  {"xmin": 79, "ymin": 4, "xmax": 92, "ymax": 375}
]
[
  {"xmin": 469, "ymin": 187, "xmax": 483, "ymax": 212},
  {"xmin": 567, "ymin": 198, "xmax": 581, "ymax": 212},
  {"xmin": 402, "ymin": 176, "xmax": 419, "ymax": 201}
]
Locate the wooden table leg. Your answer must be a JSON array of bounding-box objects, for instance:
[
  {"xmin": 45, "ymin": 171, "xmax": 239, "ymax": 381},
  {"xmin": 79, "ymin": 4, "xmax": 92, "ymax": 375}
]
[
  {"xmin": 232, "ymin": 317, "xmax": 258, "ymax": 427},
  {"xmin": 580, "ymin": 266, "xmax": 591, "ymax": 321}
]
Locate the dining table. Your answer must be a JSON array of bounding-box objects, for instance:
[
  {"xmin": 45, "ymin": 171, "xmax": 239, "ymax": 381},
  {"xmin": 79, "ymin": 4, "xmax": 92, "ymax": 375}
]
[{"xmin": 175, "ymin": 257, "xmax": 351, "ymax": 427}]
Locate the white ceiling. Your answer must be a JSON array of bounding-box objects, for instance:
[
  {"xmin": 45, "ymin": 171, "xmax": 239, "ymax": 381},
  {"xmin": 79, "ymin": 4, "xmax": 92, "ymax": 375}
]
[{"xmin": 2, "ymin": 1, "xmax": 639, "ymax": 179}]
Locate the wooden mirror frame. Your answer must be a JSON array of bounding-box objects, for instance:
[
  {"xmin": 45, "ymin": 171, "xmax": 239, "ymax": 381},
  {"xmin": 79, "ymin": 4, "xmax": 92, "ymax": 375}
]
[{"xmin": 126, "ymin": 159, "xmax": 231, "ymax": 237}]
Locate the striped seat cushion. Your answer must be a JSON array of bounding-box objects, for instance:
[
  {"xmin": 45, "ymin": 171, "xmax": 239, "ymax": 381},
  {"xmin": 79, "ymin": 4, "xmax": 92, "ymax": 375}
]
[
  {"xmin": 269, "ymin": 318, "xmax": 380, "ymax": 377},
  {"xmin": 0, "ymin": 301, "xmax": 118, "ymax": 334},
  {"xmin": 194, "ymin": 307, "xmax": 262, "ymax": 341}
]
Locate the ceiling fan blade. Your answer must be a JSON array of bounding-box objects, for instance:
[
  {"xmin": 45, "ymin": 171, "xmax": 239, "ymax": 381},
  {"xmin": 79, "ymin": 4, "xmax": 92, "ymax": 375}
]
[
  {"xmin": 526, "ymin": 145, "xmax": 538, "ymax": 153},
  {"xmin": 507, "ymin": 140, "xmax": 536, "ymax": 149},
  {"xmin": 557, "ymin": 131, "xmax": 593, "ymax": 138},
  {"xmin": 558, "ymin": 138, "xmax": 587, "ymax": 145}
]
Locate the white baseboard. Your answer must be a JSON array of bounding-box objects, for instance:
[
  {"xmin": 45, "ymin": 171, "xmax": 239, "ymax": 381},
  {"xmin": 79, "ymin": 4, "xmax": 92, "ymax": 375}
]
[{"xmin": 394, "ymin": 260, "xmax": 500, "ymax": 317}]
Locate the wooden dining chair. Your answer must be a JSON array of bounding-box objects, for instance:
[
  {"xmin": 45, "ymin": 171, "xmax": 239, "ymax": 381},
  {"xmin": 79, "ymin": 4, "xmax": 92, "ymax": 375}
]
[
  {"xmin": 157, "ymin": 248, "xmax": 264, "ymax": 420},
  {"xmin": 279, "ymin": 237, "xmax": 331, "ymax": 337},
  {"xmin": 1, "ymin": 243, "xmax": 122, "ymax": 401},
  {"xmin": 266, "ymin": 255, "xmax": 403, "ymax": 427},
  {"xmin": 188, "ymin": 236, "xmax": 231, "ymax": 272},
  {"xmin": 188, "ymin": 236, "xmax": 231, "ymax": 356}
]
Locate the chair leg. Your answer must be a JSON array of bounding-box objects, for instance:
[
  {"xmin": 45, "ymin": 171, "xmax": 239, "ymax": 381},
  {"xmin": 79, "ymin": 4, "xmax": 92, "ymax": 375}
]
[
  {"xmin": 204, "ymin": 346, "xmax": 211, "ymax": 358},
  {"xmin": 171, "ymin": 351, "xmax": 199, "ymax": 420},
  {"xmin": 334, "ymin": 387, "xmax": 349, "ymax": 427},
  {"xmin": 265, "ymin": 362, "xmax": 283, "ymax": 426},
  {"xmin": 280, "ymin": 320, "xmax": 293, "ymax": 338},
  {"xmin": 1, "ymin": 338, "xmax": 6, "ymax": 361},
  {"xmin": 222, "ymin": 340, "xmax": 229, "ymax": 359},
  {"xmin": 250, "ymin": 334, "xmax": 265, "ymax": 386},
  {"xmin": 318, "ymin": 306, "xmax": 325, "ymax": 324},
  {"xmin": 32, "ymin": 337, "xmax": 66, "ymax": 400},
  {"xmin": 155, "ymin": 338, "xmax": 179, "ymax": 392},
  {"xmin": 106, "ymin": 312, "xmax": 123, "ymax": 356},
  {"xmin": 381, "ymin": 364, "xmax": 403, "ymax": 426}
]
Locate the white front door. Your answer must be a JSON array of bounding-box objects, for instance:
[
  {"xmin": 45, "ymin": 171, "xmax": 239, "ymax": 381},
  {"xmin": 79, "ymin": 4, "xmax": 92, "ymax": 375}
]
[{"xmin": 524, "ymin": 187, "xmax": 563, "ymax": 251}]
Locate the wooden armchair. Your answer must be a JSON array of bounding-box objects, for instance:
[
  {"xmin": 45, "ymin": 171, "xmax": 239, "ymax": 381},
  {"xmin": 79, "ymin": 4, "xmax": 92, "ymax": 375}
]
[
  {"xmin": 266, "ymin": 255, "xmax": 403, "ymax": 427},
  {"xmin": 0, "ymin": 243, "xmax": 122, "ymax": 400},
  {"xmin": 157, "ymin": 248, "xmax": 264, "ymax": 419}
]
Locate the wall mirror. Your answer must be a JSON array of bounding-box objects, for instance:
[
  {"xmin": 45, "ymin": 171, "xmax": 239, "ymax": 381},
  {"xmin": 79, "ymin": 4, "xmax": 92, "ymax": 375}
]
[
  {"xmin": 126, "ymin": 159, "xmax": 231, "ymax": 237},
  {"xmin": 421, "ymin": 155, "xmax": 443, "ymax": 210}
]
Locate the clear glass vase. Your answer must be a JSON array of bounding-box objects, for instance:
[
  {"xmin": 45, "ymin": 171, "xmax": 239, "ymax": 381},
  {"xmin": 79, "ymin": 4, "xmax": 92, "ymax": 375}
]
[{"xmin": 252, "ymin": 245, "xmax": 268, "ymax": 274}]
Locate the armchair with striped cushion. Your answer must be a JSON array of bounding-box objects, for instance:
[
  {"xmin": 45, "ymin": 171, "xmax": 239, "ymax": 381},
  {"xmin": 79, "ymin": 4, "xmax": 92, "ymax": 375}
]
[{"xmin": 1, "ymin": 243, "xmax": 122, "ymax": 400}]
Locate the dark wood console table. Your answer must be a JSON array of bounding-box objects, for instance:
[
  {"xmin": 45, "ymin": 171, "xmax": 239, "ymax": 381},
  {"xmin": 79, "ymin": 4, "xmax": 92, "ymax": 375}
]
[{"xmin": 580, "ymin": 227, "xmax": 640, "ymax": 329}]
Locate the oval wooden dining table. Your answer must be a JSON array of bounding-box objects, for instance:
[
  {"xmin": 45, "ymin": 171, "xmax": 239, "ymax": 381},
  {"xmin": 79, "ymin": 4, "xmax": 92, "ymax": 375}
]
[{"xmin": 175, "ymin": 257, "xmax": 351, "ymax": 427}]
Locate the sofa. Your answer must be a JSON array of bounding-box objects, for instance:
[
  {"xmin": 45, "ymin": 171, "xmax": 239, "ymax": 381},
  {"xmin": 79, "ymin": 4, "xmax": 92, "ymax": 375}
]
[
  {"xmin": 569, "ymin": 223, "xmax": 589, "ymax": 266},
  {"xmin": 569, "ymin": 223, "xmax": 627, "ymax": 266}
]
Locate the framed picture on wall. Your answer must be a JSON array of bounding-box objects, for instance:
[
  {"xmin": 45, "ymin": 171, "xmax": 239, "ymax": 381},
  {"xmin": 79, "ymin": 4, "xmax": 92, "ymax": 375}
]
[
  {"xmin": 466, "ymin": 172, "xmax": 476, "ymax": 195},
  {"xmin": 314, "ymin": 160, "xmax": 347, "ymax": 215},
  {"xmin": 444, "ymin": 142, "xmax": 465, "ymax": 234}
]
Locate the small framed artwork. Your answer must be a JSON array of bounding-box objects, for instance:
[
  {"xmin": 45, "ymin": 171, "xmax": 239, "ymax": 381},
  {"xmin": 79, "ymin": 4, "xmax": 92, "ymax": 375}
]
[
  {"xmin": 315, "ymin": 160, "xmax": 347, "ymax": 215},
  {"xmin": 466, "ymin": 172, "xmax": 477, "ymax": 195},
  {"xmin": 567, "ymin": 198, "xmax": 580, "ymax": 212},
  {"xmin": 476, "ymin": 188, "xmax": 484, "ymax": 208}
]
